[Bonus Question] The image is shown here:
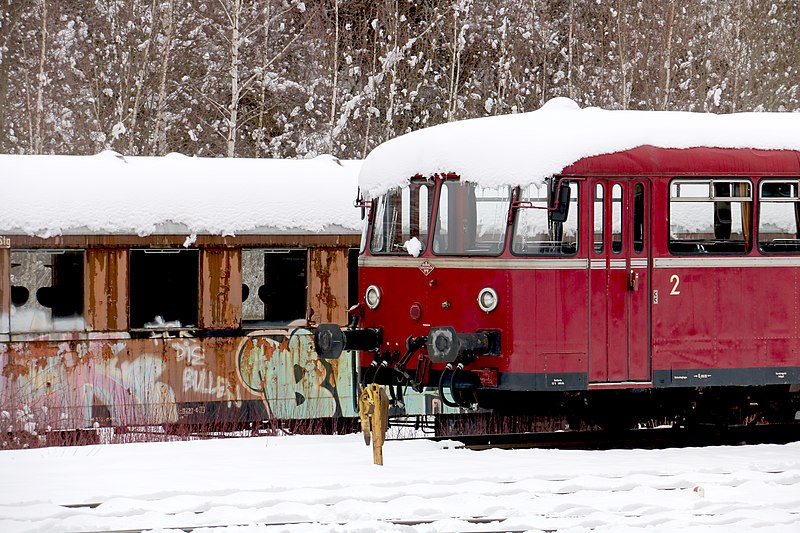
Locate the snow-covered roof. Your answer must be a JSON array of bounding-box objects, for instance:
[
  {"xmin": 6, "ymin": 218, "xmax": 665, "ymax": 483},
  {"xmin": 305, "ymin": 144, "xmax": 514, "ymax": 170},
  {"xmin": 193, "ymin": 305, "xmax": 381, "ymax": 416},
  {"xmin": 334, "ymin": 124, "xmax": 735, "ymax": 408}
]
[
  {"xmin": 0, "ymin": 152, "xmax": 363, "ymax": 238},
  {"xmin": 359, "ymin": 98, "xmax": 800, "ymax": 199}
]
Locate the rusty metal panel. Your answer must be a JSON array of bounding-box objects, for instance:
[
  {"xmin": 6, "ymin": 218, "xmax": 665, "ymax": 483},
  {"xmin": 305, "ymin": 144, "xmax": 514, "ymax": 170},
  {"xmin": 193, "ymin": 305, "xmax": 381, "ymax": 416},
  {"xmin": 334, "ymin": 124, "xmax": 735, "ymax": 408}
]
[
  {"xmin": 308, "ymin": 247, "xmax": 349, "ymax": 325},
  {"xmin": 200, "ymin": 248, "xmax": 241, "ymax": 329},
  {"xmin": 85, "ymin": 249, "xmax": 128, "ymax": 331},
  {"xmin": 0, "ymin": 335, "xmax": 260, "ymax": 429},
  {"xmin": 237, "ymin": 329, "xmax": 353, "ymax": 419},
  {"xmin": 7, "ymin": 234, "xmax": 360, "ymax": 249},
  {"xmin": 0, "ymin": 247, "xmax": 9, "ymax": 335},
  {"xmin": 0, "ymin": 329, "xmax": 364, "ymax": 432}
]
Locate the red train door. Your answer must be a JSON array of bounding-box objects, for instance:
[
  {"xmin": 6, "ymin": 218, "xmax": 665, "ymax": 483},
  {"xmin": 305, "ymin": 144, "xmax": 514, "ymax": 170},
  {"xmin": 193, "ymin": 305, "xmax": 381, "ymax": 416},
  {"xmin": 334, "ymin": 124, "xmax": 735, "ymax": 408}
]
[{"xmin": 589, "ymin": 179, "xmax": 651, "ymax": 383}]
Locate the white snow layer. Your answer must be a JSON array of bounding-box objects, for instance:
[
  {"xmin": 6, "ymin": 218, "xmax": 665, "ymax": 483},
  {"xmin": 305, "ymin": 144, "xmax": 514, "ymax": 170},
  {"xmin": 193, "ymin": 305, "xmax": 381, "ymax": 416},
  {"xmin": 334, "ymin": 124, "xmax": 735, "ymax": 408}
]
[
  {"xmin": 359, "ymin": 97, "xmax": 800, "ymax": 199},
  {"xmin": 1, "ymin": 434, "xmax": 799, "ymax": 532},
  {"xmin": 0, "ymin": 152, "xmax": 363, "ymax": 238}
]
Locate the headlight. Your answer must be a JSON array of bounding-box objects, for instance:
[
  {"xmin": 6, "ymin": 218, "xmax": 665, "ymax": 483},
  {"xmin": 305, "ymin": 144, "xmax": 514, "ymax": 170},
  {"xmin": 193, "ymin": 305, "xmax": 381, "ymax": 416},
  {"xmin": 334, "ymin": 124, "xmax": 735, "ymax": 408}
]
[
  {"xmin": 477, "ymin": 287, "xmax": 498, "ymax": 313},
  {"xmin": 365, "ymin": 285, "xmax": 382, "ymax": 310}
]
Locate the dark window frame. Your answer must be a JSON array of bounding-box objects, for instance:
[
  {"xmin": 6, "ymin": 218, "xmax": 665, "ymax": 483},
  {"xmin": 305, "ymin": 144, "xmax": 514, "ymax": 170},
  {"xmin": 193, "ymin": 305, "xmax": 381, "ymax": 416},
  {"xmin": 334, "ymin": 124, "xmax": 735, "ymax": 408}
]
[
  {"xmin": 129, "ymin": 248, "xmax": 199, "ymax": 330},
  {"xmin": 241, "ymin": 248, "xmax": 308, "ymax": 328},
  {"xmin": 8, "ymin": 249, "xmax": 85, "ymax": 333}
]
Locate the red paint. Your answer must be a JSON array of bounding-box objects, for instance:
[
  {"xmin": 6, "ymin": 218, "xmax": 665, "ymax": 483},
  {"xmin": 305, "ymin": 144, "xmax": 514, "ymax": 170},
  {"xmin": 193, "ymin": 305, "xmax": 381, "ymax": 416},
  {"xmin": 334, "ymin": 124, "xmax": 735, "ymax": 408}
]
[{"xmin": 356, "ymin": 147, "xmax": 800, "ymax": 393}]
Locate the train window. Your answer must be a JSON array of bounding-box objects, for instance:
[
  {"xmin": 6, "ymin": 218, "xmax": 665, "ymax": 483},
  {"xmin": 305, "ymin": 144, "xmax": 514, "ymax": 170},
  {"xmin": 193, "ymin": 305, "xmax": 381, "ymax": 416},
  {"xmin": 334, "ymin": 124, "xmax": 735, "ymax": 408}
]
[
  {"xmin": 9, "ymin": 250, "xmax": 85, "ymax": 332},
  {"xmin": 669, "ymin": 179, "xmax": 753, "ymax": 254},
  {"xmin": 758, "ymin": 180, "xmax": 800, "ymax": 253},
  {"xmin": 369, "ymin": 180, "xmax": 434, "ymax": 255},
  {"xmin": 594, "ymin": 183, "xmax": 604, "ymax": 253},
  {"xmin": 512, "ymin": 180, "xmax": 578, "ymax": 255},
  {"xmin": 242, "ymin": 249, "xmax": 266, "ymax": 322},
  {"xmin": 633, "ymin": 183, "xmax": 645, "ymax": 253},
  {"xmin": 130, "ymin": 249, "xmax": 198, "ymax": 329},
  {"xmin": 348, "ymin": 248, "xmax": 359, "ymax": 309},
  {"xmin": 242, "ymin": 248, "xmax": 307, "ymax": 326},
  {"xmin": 359, "ymin": 215, "xmax": 369, "ymax": 254},
  {"xmin": 612, "ymin": 184, "xmax": 623, "ymax": 253},
  {"xmin": 433, "ymin": 180, "xmax": 511, "ymax": 255}
]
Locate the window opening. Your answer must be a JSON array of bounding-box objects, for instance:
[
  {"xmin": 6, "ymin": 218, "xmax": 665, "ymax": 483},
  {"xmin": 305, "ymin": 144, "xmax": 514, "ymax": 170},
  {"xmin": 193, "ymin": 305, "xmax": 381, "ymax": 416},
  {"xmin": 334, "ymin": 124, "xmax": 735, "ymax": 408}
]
[
  {"xmin": 612, "ymin": 184, "xmax": 623, "ymax": 253},
  {"xmin": 633, "ymin": 182, "xmax": 645, "ymax": 254},
  {"xmin": 594, "ymin": 183, "xmax": 604, "ymax": 254},
  {"xmin": 348, "ymin": 248, "xmax": 359, "ymax": 309},
  {"xmin": 369, "ymin": 180, "xmax": 434, "ymax": 255},
  {"xmin": 758, "ymin": 179, "xmax": 800, "ymax": 253},
  {"xmin": 512, "ymin": 179, "xmax": 579, "ymax": 255},
  {"xmin": 669, "ymin": 179, "xmax": 752, "ymax": 254},
  {"xmin": 130, "ymin": 249, "xmax": 198, "ymax": 329},
  {"xmin": 433, "ymin": 180, "xmax": 511, "ymax": 255},
  {"xmin": 242, "ymin": 248, "xmax": 307, "ymax": 326},
  {"xmin": 9, "ymin": 250, "xmax": 84, "ymax": 332},
  {"xmin": 359, "ymin": 215, "xmax": 369, "ymax": 254}
]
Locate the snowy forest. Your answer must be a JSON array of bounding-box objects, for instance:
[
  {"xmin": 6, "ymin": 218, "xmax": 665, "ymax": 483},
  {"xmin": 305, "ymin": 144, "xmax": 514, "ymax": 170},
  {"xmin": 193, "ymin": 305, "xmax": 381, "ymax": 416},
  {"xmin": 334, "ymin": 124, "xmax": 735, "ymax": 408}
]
[{"xmin": 1, "ymin": 0, "xmax": 798, "ymax": 159}]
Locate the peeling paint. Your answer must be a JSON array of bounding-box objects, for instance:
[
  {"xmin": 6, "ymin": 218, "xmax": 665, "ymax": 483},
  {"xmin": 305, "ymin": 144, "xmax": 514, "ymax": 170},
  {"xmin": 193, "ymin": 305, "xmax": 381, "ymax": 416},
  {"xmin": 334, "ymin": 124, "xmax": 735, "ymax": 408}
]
[
  {"xmin": 1, "ymin": 329, "xmax": 453, "ymax": 435},
  {"xmin": 311, "ymin": 251, "xmax": 339, "ymax": 323}
]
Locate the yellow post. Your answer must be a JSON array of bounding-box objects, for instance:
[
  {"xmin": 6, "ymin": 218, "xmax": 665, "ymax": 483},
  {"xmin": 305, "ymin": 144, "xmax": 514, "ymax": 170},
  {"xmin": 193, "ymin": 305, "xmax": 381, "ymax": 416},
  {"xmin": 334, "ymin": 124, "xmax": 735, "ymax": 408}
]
[{"xmin": 358, "ymin": 384, "xmax": 389, "ymax": 465}]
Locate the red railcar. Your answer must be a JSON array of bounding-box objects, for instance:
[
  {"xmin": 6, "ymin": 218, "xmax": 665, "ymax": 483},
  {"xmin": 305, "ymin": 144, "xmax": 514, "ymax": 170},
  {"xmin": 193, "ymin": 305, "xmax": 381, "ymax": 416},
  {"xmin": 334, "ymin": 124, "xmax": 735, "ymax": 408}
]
[{"xmin": 316, "ymin": 103, "xmax": 800, "ymax": 427}]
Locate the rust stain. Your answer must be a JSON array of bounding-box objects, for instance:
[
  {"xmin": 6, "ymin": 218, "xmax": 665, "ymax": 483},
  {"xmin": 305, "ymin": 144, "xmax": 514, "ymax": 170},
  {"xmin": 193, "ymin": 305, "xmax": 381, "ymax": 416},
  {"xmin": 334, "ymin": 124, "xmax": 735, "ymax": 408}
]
[
  {"xmin": 86, "ymin": 250, "xmax": 127, "ymax": 331},
  {"xmin": 201, "ymin": 249, "xmax": 241, "ymax": 329},
  {"xmin": 311, "ymin": 250, "xmax": 339, "ymax": 323},
  {"xmin": 2, "ymin": 352, "xmax": 28, "ymax": 378},
  {"xmin": 0, "ymin": 249, "xmax": 9, "ymax": 325},
  {"xmin": 100, "ymin": 343, "xmax": 114, "ymax": 359},
  {"xmin": 266, "ymin": 338, "xmax": 281, "ymax": 358}
]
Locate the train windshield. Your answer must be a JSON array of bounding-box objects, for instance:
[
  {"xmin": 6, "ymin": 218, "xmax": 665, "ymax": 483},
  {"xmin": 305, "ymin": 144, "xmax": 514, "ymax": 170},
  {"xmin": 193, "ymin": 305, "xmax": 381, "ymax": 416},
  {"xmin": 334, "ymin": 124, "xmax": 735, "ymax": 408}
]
[
  {"xmin": 512, "ymin": 180, "xmax": 579, "ymax": 255},
  {"xmin": 432, "ymin": 180, "xmax": 511, "ymax": 256},
  {"xmin": 369, "ymin": 180, "xmax": 434, "ymax": 255}
]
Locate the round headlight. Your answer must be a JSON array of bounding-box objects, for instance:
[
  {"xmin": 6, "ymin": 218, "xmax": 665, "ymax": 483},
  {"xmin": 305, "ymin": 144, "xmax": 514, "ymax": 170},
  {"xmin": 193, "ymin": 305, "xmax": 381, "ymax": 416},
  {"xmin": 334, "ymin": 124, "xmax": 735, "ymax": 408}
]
[
  {"xmin": 365, "ymin": 285, "xmax": 381, "ymax": 310},
  {"xmin": 477, "ymin": 287, "xmax": 498, "ymax": 313}
]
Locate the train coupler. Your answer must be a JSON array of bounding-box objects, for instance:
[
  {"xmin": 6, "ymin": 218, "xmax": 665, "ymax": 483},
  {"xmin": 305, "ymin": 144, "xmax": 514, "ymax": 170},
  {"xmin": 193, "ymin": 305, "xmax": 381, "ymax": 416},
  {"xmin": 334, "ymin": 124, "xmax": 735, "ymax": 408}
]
[
  {"xmin": 314, "ymin": 323, "xmax": 382, "ymax": 359},
  {"xmin": 426, "ymin": 327, "xmax": 501, "ymax": 363},
  {"xmin": 358, "ymin": 383, "xmax": 389, "ymax": 465}
]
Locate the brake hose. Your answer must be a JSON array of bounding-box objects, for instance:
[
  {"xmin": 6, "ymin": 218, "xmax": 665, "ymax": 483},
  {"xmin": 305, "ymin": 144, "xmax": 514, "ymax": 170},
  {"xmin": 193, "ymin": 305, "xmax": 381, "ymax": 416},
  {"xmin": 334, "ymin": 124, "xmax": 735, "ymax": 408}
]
[{"xmin": 438, "ymin": 364, "xmax": 461, "ymax": 408}]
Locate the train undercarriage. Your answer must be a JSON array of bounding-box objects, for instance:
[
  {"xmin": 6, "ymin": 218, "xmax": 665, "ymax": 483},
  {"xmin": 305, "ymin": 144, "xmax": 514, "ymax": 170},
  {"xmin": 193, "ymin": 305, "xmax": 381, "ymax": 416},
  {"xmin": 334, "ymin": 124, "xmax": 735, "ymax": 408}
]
[{"xmin": 381, "ymin": 380, "xmax": 800, "ymax": 436}]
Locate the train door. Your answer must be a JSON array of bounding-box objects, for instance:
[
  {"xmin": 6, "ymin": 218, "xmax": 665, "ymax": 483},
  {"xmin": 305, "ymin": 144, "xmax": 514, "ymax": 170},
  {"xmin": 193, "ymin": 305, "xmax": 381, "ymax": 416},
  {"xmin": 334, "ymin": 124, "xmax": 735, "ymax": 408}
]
[{"xmin": 589, "ymin": 179, "xmax": 651, "ymax": 383}]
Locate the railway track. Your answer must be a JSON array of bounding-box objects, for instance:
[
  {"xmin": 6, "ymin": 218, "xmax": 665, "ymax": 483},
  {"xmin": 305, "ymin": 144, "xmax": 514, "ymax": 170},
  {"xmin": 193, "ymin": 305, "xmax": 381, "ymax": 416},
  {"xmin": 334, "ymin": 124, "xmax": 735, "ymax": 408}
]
[{"xmin": 422, "ymin": 422, "xmax": 800, "ymax": 450}]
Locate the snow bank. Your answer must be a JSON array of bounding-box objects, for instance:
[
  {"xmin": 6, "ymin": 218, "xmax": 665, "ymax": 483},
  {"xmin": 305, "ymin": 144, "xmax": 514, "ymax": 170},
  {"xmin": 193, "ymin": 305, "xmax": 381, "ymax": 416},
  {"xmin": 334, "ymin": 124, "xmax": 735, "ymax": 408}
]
[
  {"xmin": 359, "ymin": 97, "xmax": 800, "ymax": 198},
  {"xmin": 0, "ymin": 153, "xmax": 363, "ymax": 238}
]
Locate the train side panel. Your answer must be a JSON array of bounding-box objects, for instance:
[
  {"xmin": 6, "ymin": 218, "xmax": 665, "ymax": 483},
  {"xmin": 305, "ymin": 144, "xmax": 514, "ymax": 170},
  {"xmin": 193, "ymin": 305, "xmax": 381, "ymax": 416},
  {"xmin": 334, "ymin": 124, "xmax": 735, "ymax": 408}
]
[
  {"xmin": 507, "ymin": 267, "xmax": 589, "ymax": 390},
  {"xmin": 0, "ymin": 330, "xmax": 357, "ymax": 429},
  {"xmin": 651, "ymin": 261, "xmax": 800, "ymax": 386}
]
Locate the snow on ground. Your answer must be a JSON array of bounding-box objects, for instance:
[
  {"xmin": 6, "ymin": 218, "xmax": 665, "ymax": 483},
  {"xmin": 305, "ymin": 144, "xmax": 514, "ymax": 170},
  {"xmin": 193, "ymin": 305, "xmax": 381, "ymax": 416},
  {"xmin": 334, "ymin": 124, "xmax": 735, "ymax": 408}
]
[{"xmin": 1, "ymin": 432, "xmax": 799, "ymax": 532}]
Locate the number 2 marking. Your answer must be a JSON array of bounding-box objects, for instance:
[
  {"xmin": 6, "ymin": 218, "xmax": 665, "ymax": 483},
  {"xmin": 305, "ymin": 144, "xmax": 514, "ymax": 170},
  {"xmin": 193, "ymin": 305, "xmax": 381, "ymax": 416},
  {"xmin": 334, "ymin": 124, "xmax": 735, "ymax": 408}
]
[{"xmin": 670, "ymin": 274, "xmax": 681, "ymax": 295}]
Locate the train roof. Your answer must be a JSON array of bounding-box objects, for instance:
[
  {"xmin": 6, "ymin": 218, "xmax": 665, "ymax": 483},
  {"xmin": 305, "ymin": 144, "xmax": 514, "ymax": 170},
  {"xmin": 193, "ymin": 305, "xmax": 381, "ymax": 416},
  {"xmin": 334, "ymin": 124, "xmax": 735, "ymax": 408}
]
[
  {"xmin": 359, "ymin": 98, "xmax": 800, "ymax": 198},
  {"xmin": 0, "ymin": 152, "xmax": 363, "ymax": 238}
]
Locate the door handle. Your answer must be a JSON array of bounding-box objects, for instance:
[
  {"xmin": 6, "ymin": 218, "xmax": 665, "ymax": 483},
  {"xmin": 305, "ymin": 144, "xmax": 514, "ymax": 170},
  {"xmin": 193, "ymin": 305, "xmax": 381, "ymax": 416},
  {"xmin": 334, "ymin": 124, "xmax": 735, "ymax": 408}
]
[{"xmin": 628, "ymin": 269, "xmax": 639, "ymax": 291}]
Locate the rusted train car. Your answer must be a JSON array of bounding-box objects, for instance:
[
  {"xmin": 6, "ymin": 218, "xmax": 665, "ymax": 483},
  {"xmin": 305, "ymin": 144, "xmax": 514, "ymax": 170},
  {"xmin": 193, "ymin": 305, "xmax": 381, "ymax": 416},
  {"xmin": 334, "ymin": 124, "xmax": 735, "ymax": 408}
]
[{"xmin": 0, "ymin": 152, "xmax": 444, "ymax": 442}]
